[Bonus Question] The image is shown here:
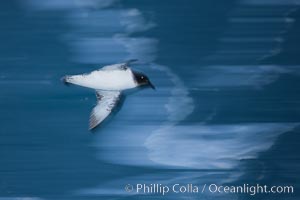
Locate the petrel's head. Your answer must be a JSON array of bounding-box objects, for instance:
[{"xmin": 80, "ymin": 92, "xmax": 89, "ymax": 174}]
[{"xmin": 133, "ymin": 71, "xmax": 155, "ymax": 90}]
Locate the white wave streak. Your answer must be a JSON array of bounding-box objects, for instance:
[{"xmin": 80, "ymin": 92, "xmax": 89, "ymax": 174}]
[
  {"xmin": 120, "ymin": 8, "xmax": 156, "ymax": 33},
  {"xmin": 145, "ymin": 123, "xmax": 299, "ymax": 169},
  {"xmin": 114, "ymin": 35, "xmax": 159, "ymax": 63},
  {"xmin": 192, "ymin": 65, "xmax": 290, "ymax": 88},
  {"xmin": 152, "ymin": 64, "xmax": 195, "ymax": 122}
]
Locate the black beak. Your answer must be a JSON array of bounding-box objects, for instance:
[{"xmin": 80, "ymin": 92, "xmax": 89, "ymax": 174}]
[{"xmin": 148, "ymin": 81, "xmax": 156, "ymax": 90}]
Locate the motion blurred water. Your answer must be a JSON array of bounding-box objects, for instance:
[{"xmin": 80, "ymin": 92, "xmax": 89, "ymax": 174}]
[{"xmin": 1, "ymin": 0, "xmax": 300, "ymax": 199}]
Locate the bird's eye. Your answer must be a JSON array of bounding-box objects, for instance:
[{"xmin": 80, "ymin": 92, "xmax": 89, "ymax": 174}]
[{"xmin": 141, "ymin": 76, "xmax": 144, "ymax": 79}]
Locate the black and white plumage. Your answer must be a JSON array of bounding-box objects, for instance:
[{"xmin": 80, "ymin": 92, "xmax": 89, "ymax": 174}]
[{"xmin": 62, "ymin": 60, "xmax": 155, "ymax": 130}]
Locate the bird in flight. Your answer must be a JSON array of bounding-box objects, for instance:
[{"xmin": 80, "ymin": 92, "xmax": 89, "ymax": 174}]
[{"xmin": 62, "ymin": 60, "xmax": 155, "ymax": 130}]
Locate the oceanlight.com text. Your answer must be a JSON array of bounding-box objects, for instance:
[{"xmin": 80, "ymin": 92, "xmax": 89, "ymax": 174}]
[{"xmin": 124, "ymin": 183, "xmax": 294, "ymax": 196}]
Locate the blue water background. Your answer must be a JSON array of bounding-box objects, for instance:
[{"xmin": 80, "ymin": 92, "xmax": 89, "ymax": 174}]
[{"xmin": 0, "ymin": 0, "xmax": 300, "ymax": 199}]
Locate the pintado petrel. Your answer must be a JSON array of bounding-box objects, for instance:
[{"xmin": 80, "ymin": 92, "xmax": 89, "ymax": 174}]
[{"xmin": 62, "ymin": 60, "xmax": 155, "ymax": 130}]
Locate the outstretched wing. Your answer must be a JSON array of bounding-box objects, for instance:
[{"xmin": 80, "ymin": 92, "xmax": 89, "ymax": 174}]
[
  {"xmin": 101, "ymin": 59, "xmax": 138, "ymax": 71},
  {"xmin": 89, "ymin": 90, "xmax": 121, "ymax": 130}
]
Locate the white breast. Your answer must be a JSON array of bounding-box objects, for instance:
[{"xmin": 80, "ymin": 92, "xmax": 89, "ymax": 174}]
[{"xmin": 66, "ymin": 68, "xmax": 137, "ymax": 90}]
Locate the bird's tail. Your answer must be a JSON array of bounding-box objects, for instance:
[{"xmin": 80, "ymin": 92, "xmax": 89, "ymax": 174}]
[{"xmin": 61, "ymin": 75, "xmax": 71, "ymax": 86}]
